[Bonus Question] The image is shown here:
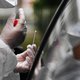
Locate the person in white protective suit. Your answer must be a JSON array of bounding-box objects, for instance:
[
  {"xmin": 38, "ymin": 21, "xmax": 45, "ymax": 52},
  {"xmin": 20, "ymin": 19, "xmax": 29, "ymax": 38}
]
[
  {"xmin": 34, "ymin": 0, "xmax": 80, "ymax": 80},
  {"xmin": 0, "ymin": 0, "xmax": 37, "ymax": 80}
]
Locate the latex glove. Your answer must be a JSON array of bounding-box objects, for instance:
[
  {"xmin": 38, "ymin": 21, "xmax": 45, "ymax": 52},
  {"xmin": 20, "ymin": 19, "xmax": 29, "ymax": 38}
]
[
  {"xmin": 14, "ymin": 44, "xmax": 37, "ymax": 73},
  {"xmin": 0, "ymin": 8, "xmax": 27, "ymax": 48}
]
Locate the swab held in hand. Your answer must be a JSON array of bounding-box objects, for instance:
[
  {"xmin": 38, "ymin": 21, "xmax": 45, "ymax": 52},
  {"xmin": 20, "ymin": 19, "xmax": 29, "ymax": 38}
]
[{"xmin": 32, "ymin": 30, "xmax": 37, "ymax": 44}]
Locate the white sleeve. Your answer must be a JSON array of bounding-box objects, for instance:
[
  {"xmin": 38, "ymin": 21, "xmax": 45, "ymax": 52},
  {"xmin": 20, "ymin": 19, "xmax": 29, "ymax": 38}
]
[
  {"xmin": 0, "ymin": 39, "xmax": 18, "ymax": 80},
  {"xmin": 0, "ymin": 39, "xmax": 9, "ymax": 80},
  {"xmin": 0, "ymin": 48, "xmax": 6, "ymax": 80},
  {"xmin": 0, "ymin": 39, "xmax": 12, "ymax": 80}
]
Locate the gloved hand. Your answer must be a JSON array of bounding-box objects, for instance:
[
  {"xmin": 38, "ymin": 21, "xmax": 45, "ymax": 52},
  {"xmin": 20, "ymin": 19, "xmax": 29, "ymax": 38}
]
[
  {"xmin": 14, "ymin": 44, "xmax": 37, "ymax": 73},
  {"xmin": 0, "ymin": 8, "xmax": 27, "ymax": 48}
]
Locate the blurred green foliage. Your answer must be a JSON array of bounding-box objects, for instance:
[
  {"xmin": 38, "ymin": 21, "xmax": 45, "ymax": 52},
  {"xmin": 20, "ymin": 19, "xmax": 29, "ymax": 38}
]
[
  {"xmin": 34, "ymin": 0, "xmax": 62, "ymax": 9},
  {"xmin": 33, "ymin": 0, "xmax": 62, "ymax": 34}
]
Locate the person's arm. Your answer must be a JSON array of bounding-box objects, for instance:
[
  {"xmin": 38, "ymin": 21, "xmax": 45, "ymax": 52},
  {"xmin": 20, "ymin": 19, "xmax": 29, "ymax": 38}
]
[
  {"xmin": 0, "ymin": 48, "xmax": 4, "ymax": 80},
  {"xmin": 0, "ymin": 8, "xmax": 37, "ymax": 74},
  {"xmin": 0, "ymin": 59, "xmax": 4, "ymax": 80},
  {"xmin": 0, "ymin": 39, "xmax": 12, "ymax": 80}
]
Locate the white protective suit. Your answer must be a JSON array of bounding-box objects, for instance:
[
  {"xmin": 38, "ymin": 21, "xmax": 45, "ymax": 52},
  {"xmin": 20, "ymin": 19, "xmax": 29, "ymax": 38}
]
[
  {"xmin": 35, "ymin": 0, "xmax": 80, "ymax": 80},
  {"xmin": 0, "ymin": 0, "xmax": 27, "ymax": 80},
  {"xmin": 0, "ymin": 39, "xmax": 20, "ymax": 80}
]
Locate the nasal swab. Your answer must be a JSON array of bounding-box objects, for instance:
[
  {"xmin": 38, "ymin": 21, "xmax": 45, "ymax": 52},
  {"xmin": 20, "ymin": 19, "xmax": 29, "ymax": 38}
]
[{"xmin": 32, "ymin": 30, "xmax": 37, "ymax": 44}]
